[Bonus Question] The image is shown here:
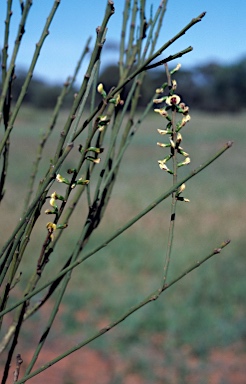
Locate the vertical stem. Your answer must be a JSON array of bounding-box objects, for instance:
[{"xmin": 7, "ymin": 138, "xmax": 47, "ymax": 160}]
[
  {"xmin": 0, "ymin": 0, "xmax": 32, "ymax": 124},
  {"xmin": 161, "ymin": 64, "xmax": 178, "ymax": 288},
  {"xmin": 1, "ymin": 301, "xmax": 26, "ymax": 383}
]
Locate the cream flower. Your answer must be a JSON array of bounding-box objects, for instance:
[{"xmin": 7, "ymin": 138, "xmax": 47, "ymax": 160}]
[
  {"xmin": 166, "ymin": 94, "xmax": 181, "ymax": 106},
  {"xmin": 154, "ymin": 108, "xmax": 168, "ymax": 117}
]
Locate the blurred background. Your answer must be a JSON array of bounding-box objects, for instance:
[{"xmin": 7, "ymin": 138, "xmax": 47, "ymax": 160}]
[{"xmin": 0, "ymin": 1, "xmax": 245, "ymax": 383}]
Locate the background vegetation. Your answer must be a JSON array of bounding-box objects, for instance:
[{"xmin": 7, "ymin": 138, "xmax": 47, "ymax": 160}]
[{"xmin": 7, "ymin": 56, "xmax": 246, "ymax": 112}]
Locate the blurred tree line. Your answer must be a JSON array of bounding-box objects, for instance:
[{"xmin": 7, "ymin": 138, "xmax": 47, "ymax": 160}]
[{"xmin": 2, "ymin": 57, "xmax": 246, "ymax": 112}]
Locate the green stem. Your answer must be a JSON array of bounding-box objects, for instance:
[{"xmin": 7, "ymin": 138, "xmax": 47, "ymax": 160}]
[
  {"xmin": 125, "ymin": 0, "xmax": 138, "ymax": 64},
  {"xmin": 0, "ymin": 0, "xmax": 32, "ymax": 125},
  {"xmin": 161, "ymin": 64, "xmax": 178, "ymax": 287},
  {"xmin": 0, "ymin": 0, "xmax": 60, "ymax": 155},
  {"xmin": 22, "ymin": 33, "xmax": 90, "ymax": 215},
  {"xmin": 119, "ymin": 0, "xmax": 130, "ymax": 76},
  {"xmin": 53, "ymin": 1, "xmax": 114, "ymax": 163},
  {"xmin": 23, "ymin": 271, "xmax": 71, "ymax": 376},
  {"xmin": 1, "ymin": 0, "xmax": 13, "ymax": 84}
]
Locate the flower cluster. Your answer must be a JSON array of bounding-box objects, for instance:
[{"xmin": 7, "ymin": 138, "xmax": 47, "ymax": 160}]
[{"xmin": 153, "ymin": 64, "xmax": 191, "ymax": 201}]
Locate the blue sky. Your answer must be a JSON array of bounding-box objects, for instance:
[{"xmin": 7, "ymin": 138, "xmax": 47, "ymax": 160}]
[{"xmin": 0, "ymin": 0, "xmax": 245, "ymax": 84}]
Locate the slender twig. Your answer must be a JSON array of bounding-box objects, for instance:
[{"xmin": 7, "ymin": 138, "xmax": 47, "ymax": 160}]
[
  {"xmin": 0, "ymin": 0, "xmax": 32, "ymax": 124},
  {"xmin": 141, "ymin": 0, "xmax": 167, "ymax": 61},
  {"xmin": 0, "ymin": 1, "xmax": 60, "ymax": 153},
  {"xmin": 0, "ymin": 1, "xmax": 15, "ymax": 202},
  {"xmin": 21, "ymin": 31, "xmax": 92, "ymax": 215},
  {"xmin": 161, "ymin": 64, "xmax": 178, "ymax": 287},
  {"xmin": 1, "ymin": 0, "xmax": 13, "ymax": 84},
  {"xmin": 53, "ymin": 1, "xmax": 114, "ymax": 164},
  {"xmin": 13, "ymin": 354, "xmax": 23, "ymax": 383},
  {"xmin": 1, "ymin": 302, "xmax": 26, "ymax": 383},
  {"xmin": 23, "ymin": 269, "xmax": 70, "ymax": 375},
  {"xmin": 119, "ymin": 0, "xmax": 130, "ymax": 76},
  {"xmin": 68, "ymin": 61, "xmax": 99, "ymax": 142},
  {"xmin": 125, "ymin": 0, "xmax": 138, "ymax": 64}
]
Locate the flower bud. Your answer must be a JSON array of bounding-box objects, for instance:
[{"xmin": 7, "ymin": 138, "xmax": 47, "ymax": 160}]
[
  {"xmin": 97, "ymin": 83, "xmax": 107, "ymax": 98},
  {"xmin": 172, "ymin": 80, "xmax": 177, "ymax": 90},
  {"xmin": 178, "ymin": 147, "xmax": 189, "ymax": 157},
  {"xmin": 153, "ymin": 97, "xmax": 165, "ymax": 104},
  {"xmin": 158, "ymin": 161, "xmax": 173, "ymax": 174},
  {"xmin": 46, "ymin": 222, "xmax": 56, "ymax": 232},
  {"xmin": 97, "ymin": 83, "xmax": 104, "ymax": 94},
  {"xmin": 169, "ymin": 138, "xmax": 175, "ymax": 149},
  {"xmin": 176, "ymin": 132, "xmax": 182, "ymax": 145},
  {"xmin": 71, "ymin": 178, "xmax": 90, "ymax": 189},
  {"xmin": 157, "ymin": 129, "xmax": 169, "ymax": 135},
  {"xmin": 177, "ymin": 157, "xmax": 191, "ymax": 167},
  {"xmin": 170, "ymin": 63, "xmax": 181, "ymax": 75},
  {"xmin": 86, "ymin": 156, "xmax": 101, "ymax": 164},
  {"xmin": 154, "ymin": 108, "xmax": 168, "ymax": 117},
  {"xmin": 86, "ymin": 147, "xmax": 104, "ymax": 154},
  {"xmin": 50, "ymin": 192, "xmax": 57, "ymax": 208},
  {"xmin": 157, "ymin": 142, "xmax": 170, "ymax": 148},
  {"xmin": 178, "ymin": 183, "xmax": 186, "ymax": 193},
  {"xmin": 56, "ymin": 174, "xmax": 70, "ymax": 185}
]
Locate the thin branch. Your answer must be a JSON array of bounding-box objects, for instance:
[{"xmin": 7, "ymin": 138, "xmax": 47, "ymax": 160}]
[
  {"xmin": 53, "ymin": 1, "xmax": 114, "ymax": 164},
  {"xmin": 0, "ymin": 0, "xmax": 61, "ymax": 155},
  {"xmin": 161, "ymin": 63, "xmax": 178, "ymax": 287},
  {"xmin": 1, "ymin": 302, "xmax": 26, "ymax": 383},
  {"xmin": 0, "ymin": 0, "xmax": 32, "ymax": 124}
]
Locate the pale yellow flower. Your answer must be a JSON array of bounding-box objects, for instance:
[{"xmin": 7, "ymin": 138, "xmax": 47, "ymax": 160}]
[
  {"xmin": 172, "ymin": 80, "xmax": 177, "ymax": 90},
  {"xmin": 154, "ymin": 108, "xmax": 168, "ymax": 117},
  {"xmin": 50, "ymin": 192, "xmax": 58, "ymax": 207},
  {"xmin": 157, "ymin": 142, "xmax": 169, "ymax": 148},
  {"xmin": 177, "ymin": 157, "xmax": 191, "ymax": 167},
  {"xmin": 153, "ymin": 97, "xmax": 165, "ymax": 104},
  {"xmin": 97, "ymin": 83, "xmax": 104, "ymax": 94},
  {"xmin": 181, "ymin": 114, "xmax": 191, "ymax": 126},
  {"xmin": 166, "ymin": 94, "xmax": 181, "ymax": 106},
  {"xmin": 158, "ymin": 160, "xmax": 173, "ymax": 174},
  {"xmin": 56, "ymin": 174, "xmax": 65, "ymax": 183},
  {"xmin": 157, "ymin": 128, "xmax": 169, "ymax": 135},
  {"xmin": 178, "ymin": 184, "xmax": 186, "ymax": 193}
]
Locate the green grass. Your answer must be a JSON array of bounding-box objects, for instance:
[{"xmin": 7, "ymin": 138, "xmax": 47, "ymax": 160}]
[{"xmin": 2, "ymin": 106, "xmax": 246, "ymax": 381}]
